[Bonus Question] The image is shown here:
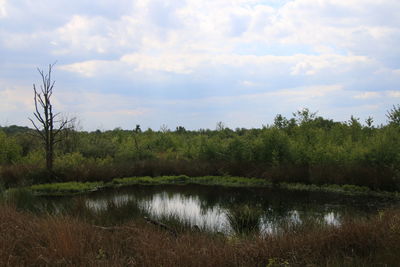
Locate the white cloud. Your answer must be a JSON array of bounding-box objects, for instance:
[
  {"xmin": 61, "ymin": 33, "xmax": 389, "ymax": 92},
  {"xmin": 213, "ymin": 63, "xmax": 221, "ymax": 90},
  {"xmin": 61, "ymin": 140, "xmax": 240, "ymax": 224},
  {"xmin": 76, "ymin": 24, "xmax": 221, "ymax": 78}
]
[
  {"xmin": 121, "ymin": 53, "xmax": 200, "ymax": 74},
  {"xmin": 57, "ymin": 60, "xmax": 115, "ymax": 77},
  {"xmin": 0, "ymin": 84, "xmax": 33, "ymax": 112},
  {"xmin": 187, "ymin": 84, "xmax": 343, "ymax": 106},
  {"xmin": 60, "ymin": 53, "xmax": 373, "ymax": 78},
  {"xmin": 387, "ymin": 90, "xmax": 400, "ymax": 98},
  {"xmin": 1, "ymin": 0, "xmax": 400, "ymax": 129},
  {"xmin": 55, "ymin": 15, "xmax": 121, "ymax": 54},
  {"xmin": 0, "ymin": 0, "xmax": 7, "ymax": 18},
  {"xmin": 2, "ymin": 0, "xmax": 399, "ymax": 58},
  {"xmin": 354, "ymin": 92, "xmax": 381, "ymax": 99},
  {"xmin": 3, "ymin": 0, "xmax": 396, "ymax": 64},
  {"xmin": 241, "ymin": 80, "xmax": 258, "ymax": 87}
]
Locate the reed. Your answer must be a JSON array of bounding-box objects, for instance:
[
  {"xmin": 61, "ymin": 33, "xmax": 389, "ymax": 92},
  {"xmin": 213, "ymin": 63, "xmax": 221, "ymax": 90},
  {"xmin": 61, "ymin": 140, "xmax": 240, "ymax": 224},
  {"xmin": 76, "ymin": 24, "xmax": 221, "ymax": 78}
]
[
  {"xmin": 226, "ymin": 204, "xmax": 263, "ymax": 235},
  {"xmin": 2, "ymin": 204, "xmax": 399, "ymax": 266}
]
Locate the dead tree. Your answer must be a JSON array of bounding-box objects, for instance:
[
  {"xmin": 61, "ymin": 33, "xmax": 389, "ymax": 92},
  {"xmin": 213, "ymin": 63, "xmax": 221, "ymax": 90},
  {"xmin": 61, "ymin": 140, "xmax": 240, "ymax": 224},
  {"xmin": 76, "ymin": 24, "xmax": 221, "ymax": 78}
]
[{"xmin": 29, "ymin": 63, "xmax": 71, "ymax": 175}]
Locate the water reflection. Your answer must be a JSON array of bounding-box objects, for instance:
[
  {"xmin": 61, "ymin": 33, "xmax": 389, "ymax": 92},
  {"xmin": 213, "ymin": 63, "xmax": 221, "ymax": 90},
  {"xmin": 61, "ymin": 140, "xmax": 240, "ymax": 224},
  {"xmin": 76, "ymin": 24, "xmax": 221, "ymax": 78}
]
[{"xmin": 41, "ymin": 185, "xmax": 396, "ymax": 235}]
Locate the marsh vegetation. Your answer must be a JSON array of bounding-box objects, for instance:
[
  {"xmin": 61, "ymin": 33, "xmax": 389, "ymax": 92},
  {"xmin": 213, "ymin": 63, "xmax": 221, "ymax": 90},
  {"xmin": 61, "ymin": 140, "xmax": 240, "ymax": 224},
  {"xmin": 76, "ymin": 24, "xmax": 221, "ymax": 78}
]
[
  {"xmin": 2, "ymin": 190, "xmax": 400, "ymax": 266},
  {"xmin": 1, "ymin": 107, "xmax": 400, "ymax": 265},
  {"xmin": 1, "ymin": 107, "xmax": 400, "ymax": 191}
]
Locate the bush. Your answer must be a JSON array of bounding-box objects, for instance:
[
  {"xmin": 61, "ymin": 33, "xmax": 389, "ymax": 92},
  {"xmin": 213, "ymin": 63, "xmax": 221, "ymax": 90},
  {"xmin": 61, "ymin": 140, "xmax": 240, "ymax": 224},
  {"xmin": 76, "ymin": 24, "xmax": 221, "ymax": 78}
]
[{"xmin": 0, "ymin": 131, "xmax": 22, "ymax": 164}]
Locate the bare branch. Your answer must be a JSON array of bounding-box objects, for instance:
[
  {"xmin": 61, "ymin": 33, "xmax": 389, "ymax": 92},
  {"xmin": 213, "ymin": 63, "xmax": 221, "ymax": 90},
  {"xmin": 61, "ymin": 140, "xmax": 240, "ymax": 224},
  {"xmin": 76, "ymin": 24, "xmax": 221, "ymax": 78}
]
[
  {"xmin": 37, "ymin": 93, "xmax": 45, "ymax": 108},
  {"xmin": 28, "ymin": 118, "xmax": 46, "ymax": 139},
  {"xmin": 33, "ymin": 86, "xmax": 45, "ymax": 124},
  {"xmin": 29, "ymin": 62, "xmax": 63, "ymax": 175},
  {"xmin": 33, "ymin": 113, "xmax": 45, "ymax": 124},
  {"xmin": 53, "ymin": 119, "xmax": 70, "ymax": 138}
]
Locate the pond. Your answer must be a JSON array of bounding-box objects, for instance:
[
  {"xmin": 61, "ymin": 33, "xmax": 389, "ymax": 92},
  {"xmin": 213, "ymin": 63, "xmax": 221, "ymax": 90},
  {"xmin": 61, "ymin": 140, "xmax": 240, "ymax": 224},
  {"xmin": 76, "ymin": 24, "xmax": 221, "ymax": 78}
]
[{"xmin": 38, "ymin": 185, "xmax": 397, "ymax": 235}]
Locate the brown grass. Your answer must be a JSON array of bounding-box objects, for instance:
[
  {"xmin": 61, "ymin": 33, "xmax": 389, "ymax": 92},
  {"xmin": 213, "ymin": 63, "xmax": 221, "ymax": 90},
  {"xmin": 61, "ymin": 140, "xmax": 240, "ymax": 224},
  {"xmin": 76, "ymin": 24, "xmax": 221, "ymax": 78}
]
[{"xmin": 1, "ymin": 204, "xmax": 400, "ymax": 266}]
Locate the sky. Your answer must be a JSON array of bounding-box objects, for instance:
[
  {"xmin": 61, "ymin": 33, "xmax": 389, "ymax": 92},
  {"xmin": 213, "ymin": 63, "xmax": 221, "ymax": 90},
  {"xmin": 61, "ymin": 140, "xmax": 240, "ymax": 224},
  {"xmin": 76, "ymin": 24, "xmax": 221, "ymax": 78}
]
[{"xmin": 1, "ymin": 0, "xmax": 400, "ymax": 131}]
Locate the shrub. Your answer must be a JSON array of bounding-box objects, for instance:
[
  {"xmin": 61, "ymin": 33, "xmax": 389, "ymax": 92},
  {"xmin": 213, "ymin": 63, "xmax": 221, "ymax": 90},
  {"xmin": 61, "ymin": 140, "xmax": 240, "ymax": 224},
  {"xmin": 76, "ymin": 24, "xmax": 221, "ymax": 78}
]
[{"xmin": 0, "ymin": 131, "xmax": 22, "ymax": 164}]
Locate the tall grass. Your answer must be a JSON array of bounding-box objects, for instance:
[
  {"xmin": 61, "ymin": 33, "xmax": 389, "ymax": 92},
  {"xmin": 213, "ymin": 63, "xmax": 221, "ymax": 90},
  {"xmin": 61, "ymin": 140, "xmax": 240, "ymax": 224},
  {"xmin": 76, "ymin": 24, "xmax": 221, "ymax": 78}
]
[
  {"xmin": 60, "ymin": 197, "xmax": 150, "ymax": 226},
  {"xmin": 226, "ymin": 204, "xmax": 263, "ymax": 235},
  {"xmin": 3, "ymin": 187, "xmax": 38, "ymax": 211},
  {"xmin": 1, "ymin": 204, "xmax": 400, "ymax": 266}
]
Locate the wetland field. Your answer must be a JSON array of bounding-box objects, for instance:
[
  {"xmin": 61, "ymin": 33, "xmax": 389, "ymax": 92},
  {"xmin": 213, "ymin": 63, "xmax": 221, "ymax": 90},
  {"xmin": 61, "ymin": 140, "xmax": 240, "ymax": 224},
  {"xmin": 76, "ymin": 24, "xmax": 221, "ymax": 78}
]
[
  {"xmin": 2, "ymin": 179, "xmax": 400, "ymax": 266},
  {"xmin": 1, "ymin": 110, "xmax": 400, "ymax": 266}
]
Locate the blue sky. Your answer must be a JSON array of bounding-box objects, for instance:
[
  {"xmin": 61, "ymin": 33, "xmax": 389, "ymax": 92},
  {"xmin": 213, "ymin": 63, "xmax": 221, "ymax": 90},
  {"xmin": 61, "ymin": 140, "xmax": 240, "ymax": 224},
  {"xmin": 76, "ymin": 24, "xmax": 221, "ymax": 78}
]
[{"xmin": 1, "ymin": 0, "xmax": 400, "ymax": 130}]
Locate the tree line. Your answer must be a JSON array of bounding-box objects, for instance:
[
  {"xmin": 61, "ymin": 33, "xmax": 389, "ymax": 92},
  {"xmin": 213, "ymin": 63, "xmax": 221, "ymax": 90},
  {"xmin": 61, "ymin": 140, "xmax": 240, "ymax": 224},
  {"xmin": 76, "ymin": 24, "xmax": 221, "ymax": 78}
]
[
  {"xmin": 0, "ymin": 65, "xmax": 399, "ymax": 190},
  {"xmin": 1, "ymin": 105, "xmax": 399, "ymax": 190}
]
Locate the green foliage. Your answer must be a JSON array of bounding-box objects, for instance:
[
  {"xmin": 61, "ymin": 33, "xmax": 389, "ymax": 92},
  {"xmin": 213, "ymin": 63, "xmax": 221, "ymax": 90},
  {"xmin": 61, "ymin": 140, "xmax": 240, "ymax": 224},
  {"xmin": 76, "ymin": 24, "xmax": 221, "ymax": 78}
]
[
  {"xmin": 387, "ymin": 104, "xmax": 400, "ymax": 126},
  {"xmin": 4, "ymin": 188, "xmax": 37, "ymax": 211},
  {"xmin": 0, "ymin": 131, "xmax": 22, "ymax": 164},
  {"xmin": 24, "ymin": 175, "xmax": 400, "ymax": 198},
  {"xmin": 258, "ymin": 128, "xmax": 291, "ymax": 165},
  {"xmin": 112, "ymin": 176, "xmax": 270, "ymax": 188},
  {"xmin": 54, "ymin": 152, "xmax": 86, "ymax": 170},
  {"xmin": 365, "ymin": 126, "xmax": 400, "ymax": 167},
  {"xmin": 3, "ymin": 107, "xmax": 400, "ymax": 190},
  {"xmin": 293, "ymin": 108, "xmax": 317, "ymax": 125},
  {"xmin": 30, "ymin": 181, "xmax": 104, "ymax": 195},
  {"xmin": 226, "ymin": 137, "xmax": 252, "ymax": 161},
  {"xmin": 0, "ymin": 125, "xmax": 32, "ymax": 135},
  {"xmin": 22, "ymin": 150, "xmax": 46, "ymax": 167},
  {"xmin": 267, "ymin": 258, "xmax": 290, "ymax": 267}
]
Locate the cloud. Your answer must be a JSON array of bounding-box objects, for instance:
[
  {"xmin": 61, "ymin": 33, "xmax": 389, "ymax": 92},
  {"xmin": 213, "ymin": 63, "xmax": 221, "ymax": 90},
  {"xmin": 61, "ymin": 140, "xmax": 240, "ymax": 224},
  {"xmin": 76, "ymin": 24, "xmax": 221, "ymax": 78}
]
[
  {"xmin": 354, "ymin": 92, "xmax": 381, "ymax": 99},
  {"xmin": 1, "ymin": 0, "xmax": 400, "ymax": 129},
  {"xmin": 56, "ymin": 15, "xmax": 109, "ymax": 54},
  {"xmin": 387, "ymin": 90, "xmax": 400, "ymax": 98},
  {"xmin": 57, "ymin": 60, "xmax": 116, "ymax": 77},
  {"xmin": 241, "ymin": 80, "xmax": 258, "ymax": 87},
  {"xmin": 4, "ymin": 0, "xmax": 399, "ymax": 65},
  {"xmin": 0, "ymin": 83, "xmax": 33, "ymax": 112},
  {"xmin": 270, "ymin": 84, "xmax": 343, "ymax": 98},
  {"xmin": 120, "ymin": 53, "xmax": 200, "ymax": 74},
  {"xmin": 61, "ymin": 53, "xmax": 373, "ymax": 78},
  {"xmin": 175, "ymin": 84, "xmax": 343, "ymax": 107},
  {"xmin": 0, "ymin": 0, "xmax": 7, "ymax": 18},
  {"xmin": 85, "ymin": 109, "xmax": 149, "ymax": 121}
]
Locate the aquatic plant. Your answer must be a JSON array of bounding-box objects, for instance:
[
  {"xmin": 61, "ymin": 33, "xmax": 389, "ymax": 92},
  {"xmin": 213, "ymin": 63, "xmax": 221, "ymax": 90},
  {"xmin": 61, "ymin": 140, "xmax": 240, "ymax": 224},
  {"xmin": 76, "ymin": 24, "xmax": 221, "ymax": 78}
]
[
  {"xmin": 226, "ymin": 204, "xmax": 263, "ymax": 235},
  {"xmin": 30, "ymin": 181, "xmax": 105, "ymax": 196},
  {"xmin": 4, "ymin": 187, "xmax": 38, "ymax": 211}
]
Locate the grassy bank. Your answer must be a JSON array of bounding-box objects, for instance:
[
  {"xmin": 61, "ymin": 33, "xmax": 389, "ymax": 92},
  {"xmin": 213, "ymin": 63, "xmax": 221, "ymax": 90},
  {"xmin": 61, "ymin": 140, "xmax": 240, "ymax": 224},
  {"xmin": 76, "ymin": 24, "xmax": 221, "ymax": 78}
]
[
  {"xmin": 20, "ymin": 175, "xmax": 400, "ymax": 198},
  {"xmin": 1, "ymin": 204, "xmax": 400, "ymax": 266}
]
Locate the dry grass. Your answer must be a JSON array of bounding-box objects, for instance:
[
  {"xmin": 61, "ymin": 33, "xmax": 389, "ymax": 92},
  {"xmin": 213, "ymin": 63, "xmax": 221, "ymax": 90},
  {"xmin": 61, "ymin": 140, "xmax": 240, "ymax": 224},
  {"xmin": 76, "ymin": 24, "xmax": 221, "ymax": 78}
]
[{"xmin": 1, "ymin": 204, "xmax": 400, "ymax": 266}]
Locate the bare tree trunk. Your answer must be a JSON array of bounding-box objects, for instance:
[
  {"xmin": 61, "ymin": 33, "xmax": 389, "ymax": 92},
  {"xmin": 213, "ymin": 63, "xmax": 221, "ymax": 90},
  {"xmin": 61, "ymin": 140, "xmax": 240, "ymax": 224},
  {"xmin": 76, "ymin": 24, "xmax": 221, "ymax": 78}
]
[{"xmin": 29, "ymin": 63, "xmax": 71, "ymax": 177}]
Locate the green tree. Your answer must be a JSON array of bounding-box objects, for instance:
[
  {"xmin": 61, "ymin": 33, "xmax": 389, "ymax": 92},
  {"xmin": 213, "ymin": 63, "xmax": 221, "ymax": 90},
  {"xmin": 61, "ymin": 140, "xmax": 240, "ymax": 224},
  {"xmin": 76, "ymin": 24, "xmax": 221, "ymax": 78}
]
[
  {"xmin": 387, "ymin": 104, "xmax": 400, "ymax": 126},
  {"xmin": 0, "ymin": 131, "xmax": 22, "ymax": 164},
  {"xmin": 293, "ymin": 108, "xmax": 317, "ymax": 125},
  {"xmin": 274, "ymin": 114, "xmax": 289, "ymax": 129}
]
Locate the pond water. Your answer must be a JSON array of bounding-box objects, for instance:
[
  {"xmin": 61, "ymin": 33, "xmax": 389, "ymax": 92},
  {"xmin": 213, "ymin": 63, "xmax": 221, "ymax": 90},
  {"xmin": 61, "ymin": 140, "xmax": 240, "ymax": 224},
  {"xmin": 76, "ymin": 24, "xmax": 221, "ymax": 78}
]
[{"xmin": 40, "ymin": 185, "xmax": 397, "ymax": 235}]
